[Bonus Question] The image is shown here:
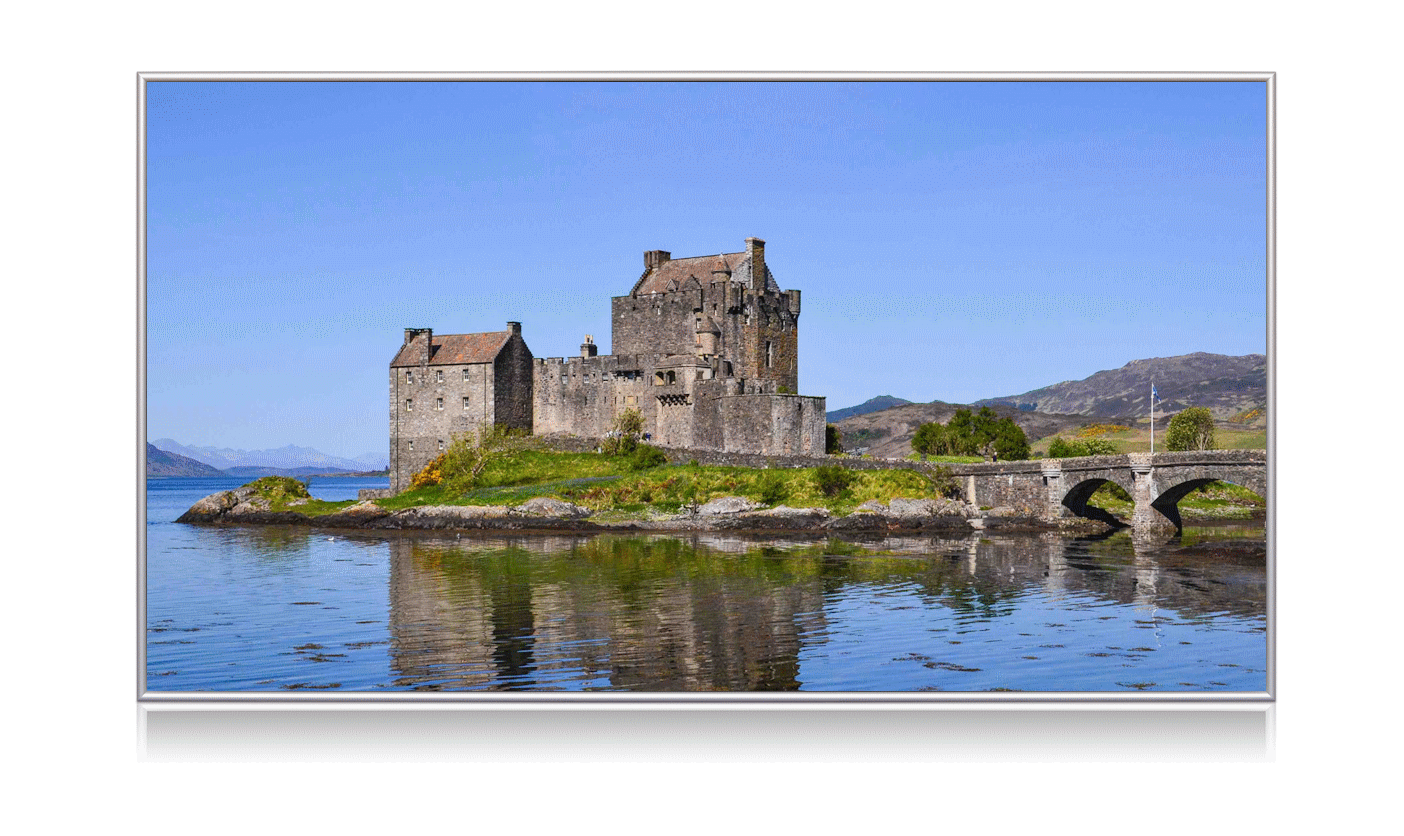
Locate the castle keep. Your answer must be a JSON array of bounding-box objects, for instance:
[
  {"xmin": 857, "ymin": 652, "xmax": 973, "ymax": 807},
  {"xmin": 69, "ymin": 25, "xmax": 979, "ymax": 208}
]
[{"xmin": 389, "ymin": 238, "xmax": 826, "ymax": 491}]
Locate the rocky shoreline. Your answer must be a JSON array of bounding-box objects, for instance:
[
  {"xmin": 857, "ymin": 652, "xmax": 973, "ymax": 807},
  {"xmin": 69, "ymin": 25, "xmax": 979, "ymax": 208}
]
[{"xmin": 176, "ymin": 485, "xmax": 1110, "ymax": 535}]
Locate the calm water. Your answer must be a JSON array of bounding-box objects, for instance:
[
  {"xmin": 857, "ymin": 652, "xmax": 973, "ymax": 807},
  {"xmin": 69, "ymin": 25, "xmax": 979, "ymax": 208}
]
[{"xmin": 146, "ymin": 476, "xmax": 1268, "ymax": 693}]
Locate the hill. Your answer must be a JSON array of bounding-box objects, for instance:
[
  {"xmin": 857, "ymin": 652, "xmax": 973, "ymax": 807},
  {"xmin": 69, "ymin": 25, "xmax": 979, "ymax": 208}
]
[
  {"xmin": 152, "ymin": 439, "xmax": 387, "ymax": 472},
  {"xmin": 146, "ymin": 443, "xmax": 224, "ymax": 477},
  {"xmin": 834, "ymin": 402, "xmax": 1093, "ymax": 460},
  {"xmin": 974, "ymin": 352, "xmax": 1266, "ymax": 422},
  {"xmin": 834, "ymin": 351, "xmax": 1267, "ymax": 459},
  {"xmin": 826, "ymin": 395, "xmax": 914, "ymax": 423}
]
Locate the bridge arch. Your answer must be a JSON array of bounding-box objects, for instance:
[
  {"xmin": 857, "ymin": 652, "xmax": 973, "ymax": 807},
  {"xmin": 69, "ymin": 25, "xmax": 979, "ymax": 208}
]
[
  {"xmin": 1060, "ymin": 476, "xmax": 1135, "ymax": 528},
  {"xmin": 1147, "ymin": 474, "xmax": 1266, "ymax": 532}
]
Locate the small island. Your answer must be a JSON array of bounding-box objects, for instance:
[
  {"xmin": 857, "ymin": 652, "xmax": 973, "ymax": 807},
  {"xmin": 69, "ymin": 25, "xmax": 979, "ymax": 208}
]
[{"xmin": 177, "ymin": 436, "xmax": 997, "ymax": 535}]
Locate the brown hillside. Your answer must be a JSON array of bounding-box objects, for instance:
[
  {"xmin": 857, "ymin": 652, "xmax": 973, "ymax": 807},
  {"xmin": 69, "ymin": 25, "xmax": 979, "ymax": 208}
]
[{"xmin": 835, "ymin": 402, "xmax": 1094, "ymax": 459}]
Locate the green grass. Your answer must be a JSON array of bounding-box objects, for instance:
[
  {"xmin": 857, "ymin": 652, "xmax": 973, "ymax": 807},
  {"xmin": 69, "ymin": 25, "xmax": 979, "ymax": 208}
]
[
  {"xmin": 375, "ymin": 448, "xmax": 951, "ymax": 516},
  {"xmin": 245, "ymin": 477, "xmax": 360, "ymax": 517},
  {"xmin": 1215, "ymin": 429, "xmax": 1267, "ymax": 450},
  {"xmin": 279, "ymin": 498, "xmax": 359, "ymax": 517},
  {"xmin": 902, "ymin": 453, "xmax": 985, "ymax": 464},
  {"xmin": 1031, "ymin": 423, "xmax": 1266, "ymax": 456}
]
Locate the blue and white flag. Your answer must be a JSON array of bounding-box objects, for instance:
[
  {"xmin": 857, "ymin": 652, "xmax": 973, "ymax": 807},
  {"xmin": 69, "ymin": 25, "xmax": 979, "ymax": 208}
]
[{"xmin": 1152, "ymin": 384, "xmax": 1161, "ymax": 403}]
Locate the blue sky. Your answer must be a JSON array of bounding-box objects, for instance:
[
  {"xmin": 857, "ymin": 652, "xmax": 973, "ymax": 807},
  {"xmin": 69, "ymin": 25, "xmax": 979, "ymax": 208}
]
[{"xmin": 146, "ymin": 80, "xmax": 1266, "ymax": 457}]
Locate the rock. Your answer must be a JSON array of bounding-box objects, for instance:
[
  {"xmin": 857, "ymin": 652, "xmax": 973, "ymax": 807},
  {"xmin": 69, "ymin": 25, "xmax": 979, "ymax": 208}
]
[
  {"xmin": 174, "ymin": 490, "xmax": 240, "ymax": 522},
  {"xmin": 854, "ymin": 500, "xmax": 888, "ymax": 514},
  {"xmin": 744, "ymin": 505, "xmax": 831, "ymax": 519},
  {"xmin": 697, "ymin": 496, "xmax": 763, "ymax": 515},
  {"xmin": 887, "ymin": 498, "xmax": 942, "ymax": 519},
  {"xmin": 514, "ymin": 497, "xmax": 592, "ymax": 518}
]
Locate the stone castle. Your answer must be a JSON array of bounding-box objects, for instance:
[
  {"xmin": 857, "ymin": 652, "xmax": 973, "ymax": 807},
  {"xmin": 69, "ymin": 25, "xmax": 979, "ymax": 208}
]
[{"xmin": 388, "ymin": 237, "xmax": 826, "ymax": 491}]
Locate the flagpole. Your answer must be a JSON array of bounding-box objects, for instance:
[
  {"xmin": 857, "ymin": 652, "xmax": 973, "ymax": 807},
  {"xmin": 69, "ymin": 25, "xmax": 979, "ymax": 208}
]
[{"xmin": 1150, "ymin": 382, "xmax": 1155, "ymax": 456}]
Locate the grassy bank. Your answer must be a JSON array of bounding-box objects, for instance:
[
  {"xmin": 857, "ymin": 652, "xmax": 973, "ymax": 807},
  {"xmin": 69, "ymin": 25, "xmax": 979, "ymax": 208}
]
[
  {"xmin": 380, "ymin": 449, "xmax": 952, "ymax": 516},
  {"xmin": 1030, "ymin": 424, "xmax": 1266, "ymax": 456},
  {"xmin": 245, "ymin": 450, "xmax": 1263, "ymax": 524}
]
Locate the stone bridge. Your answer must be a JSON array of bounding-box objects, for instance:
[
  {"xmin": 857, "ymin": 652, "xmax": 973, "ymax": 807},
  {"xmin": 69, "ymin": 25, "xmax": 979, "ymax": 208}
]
[{"xmin": 948, "ymin": 450, "xmax": 1267, "ymax": 534}]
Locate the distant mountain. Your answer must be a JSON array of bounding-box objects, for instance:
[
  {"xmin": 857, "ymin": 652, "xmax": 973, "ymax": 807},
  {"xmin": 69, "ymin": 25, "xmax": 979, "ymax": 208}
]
[
  {"xmin": 826, "ymin": 395, "xmax": 915, "ymax": 423},
  {"xmin": 146, "ymin": 443, "xmax": 224, "ymax": 477},
  {"xmin": 222, "ymin": 465, "xmax": 363, "ymax": 478},
  {"xmin": 975, "ymin": 353, "xmax": 1266, "ymax": 421},
  {"xmin": 152, "ymin": 439, "xmax": 386, "ymax": 472}
]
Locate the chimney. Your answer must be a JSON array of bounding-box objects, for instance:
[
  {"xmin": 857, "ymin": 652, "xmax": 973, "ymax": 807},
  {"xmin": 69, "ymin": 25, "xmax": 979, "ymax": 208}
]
[
  {"xmin": 580, "ymin": 334, "xmax": 597, "ymax": 358},
  {"xmin": 507, "ymin": 321, "xmax": 521, "ymax": 337},
  {"xmin": 644, "ymin": 250, "xmax": 671, "ymax": 271},
  {"xmin": 745, "ymin": 237, "xmax": 766, "ymax": 286},
  {"xmin": 404, "ymin": 328, "xmax": 432, "ymax": 363}
]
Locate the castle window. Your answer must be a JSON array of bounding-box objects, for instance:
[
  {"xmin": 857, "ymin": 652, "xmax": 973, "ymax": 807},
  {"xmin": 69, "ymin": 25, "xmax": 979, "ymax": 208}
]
[
  {"xmin": 766, "ymin": 341, "xmax": 774, "ymax": 368},
  {"xmin": 463, "ymin": 369, "xmax": 470, "ymax": 381},
  {"xmin": 405, "ymin": 399, "xmax": 413, "ymax": 411},
  {"xmin": 408, "ymin": 441, "xmax": 414, "ymax": 451},
  {"xmin": 438, "ymin": 439, "xmax": 444, "ymax": 451},
  {"xmin": 406, "ymin": 371, "xmax": 414, "ymax": 383},
  {"xmin": 463, "ymin": 396, "xmax": 470, "ymax": 410},
  {"xmin": 435, "ymin": 397, "xmax": 443, "ymax": 410},
  {"xmin": 435, "ymin": 370, "xmax": 443, "ymax": 383}
]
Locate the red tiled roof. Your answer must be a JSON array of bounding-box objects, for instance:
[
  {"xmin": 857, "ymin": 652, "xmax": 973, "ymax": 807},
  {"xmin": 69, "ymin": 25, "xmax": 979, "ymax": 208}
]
[
  {"xmin": 633, "ymin": 251, "xmax": 745, "ymax": 295},
  {"xmin": 390, "ymin": 331, "xmax": 511, "ymax": 367}
]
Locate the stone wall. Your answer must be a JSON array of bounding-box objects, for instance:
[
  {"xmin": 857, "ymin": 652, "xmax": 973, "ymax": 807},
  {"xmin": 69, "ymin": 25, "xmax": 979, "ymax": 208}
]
[
  {"xmin": 493, "ymin": 331, "xmax": 535, "ymax": 432},
  {"xmin": 533, "ymin": 354, "xmax": 651, "ymax": 439}
]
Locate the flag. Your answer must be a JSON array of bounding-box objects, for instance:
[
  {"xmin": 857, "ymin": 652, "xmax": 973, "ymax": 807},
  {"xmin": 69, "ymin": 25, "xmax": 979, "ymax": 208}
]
[{"xmin": 1152, "ymin": 384, "xmax": 1161, "ymax": 403}]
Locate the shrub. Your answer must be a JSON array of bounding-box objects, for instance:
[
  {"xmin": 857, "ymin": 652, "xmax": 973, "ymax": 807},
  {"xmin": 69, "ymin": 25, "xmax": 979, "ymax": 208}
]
[
  {"xmin": 924, "ymin": 465, "xmax": 961, "ymax": 499},
  {"xmin": 248, "ymin": 476, "xmax": 310, "ymax": 502},
  {"xmin": 814, "ymin": 465, "xmax": 856, "ymax": 497},
  {"xmin": 439, "ymin": 425, "xmax": 528, "ymax": 495},
  {"xmin": 1047, "ymin": 437, "xmax": 1117, "ymax": 458},
  {"xmin": 1166, "ymin": 407, "xmax": 1216, "ymax": 451},
  {"xmin": 757, "ymin": 472, "xmax": 789, "ymax": 505},
  {"xmin": 1097, "ymin": 481, "xmax": 1133, "ymax": 503},
  {"xmin": 602, "ymin": 407, "xmax": 645, "ymax": 456},
  {"xmin": 628, "ymin": 444, "xmax": 669, "ymax": 471},
  {"xmin": 409, "ymin": 453, "xmax": 446, "ymax": 488}
]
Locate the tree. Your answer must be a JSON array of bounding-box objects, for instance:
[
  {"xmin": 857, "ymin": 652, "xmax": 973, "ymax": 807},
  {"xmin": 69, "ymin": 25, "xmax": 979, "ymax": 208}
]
[
  {"xmin": 911, "ymin": 422, "xmax": 945, "ymax": 459},
  {"xmin": 603, "ymin": 407, "xmax": 645, "ymax": 455},
  {"xmin": 912, "ymin": 410, "xmax": 1030, "ymax": 460},
  {"xmin": 991, "ymin": 420, "xmax": 1031, "ymax": 461},
  {"xmin": 1165, "ymin": 407, "xmax": 1216, "ymax": 451}
]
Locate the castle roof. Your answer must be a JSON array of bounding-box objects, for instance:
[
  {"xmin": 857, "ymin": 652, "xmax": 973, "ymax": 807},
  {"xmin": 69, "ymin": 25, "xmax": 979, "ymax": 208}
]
[
  {"xmin": 631, "ymin": 251, "xmax": 779, "ymax": 296},
  {"xmin": 390, "ymin": 330, "xmax": 512, "ymax": 367}
]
